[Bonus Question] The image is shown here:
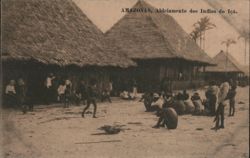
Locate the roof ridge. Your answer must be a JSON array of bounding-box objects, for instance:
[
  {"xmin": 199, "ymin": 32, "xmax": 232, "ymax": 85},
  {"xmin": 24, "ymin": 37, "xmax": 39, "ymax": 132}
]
[
  {"xmin": 147, "ymin": 14, "xmax": 178, "ymax": 58},
  {"xmin": 150, "ymin": 14, "xmax": 185, "ymax": 58}
]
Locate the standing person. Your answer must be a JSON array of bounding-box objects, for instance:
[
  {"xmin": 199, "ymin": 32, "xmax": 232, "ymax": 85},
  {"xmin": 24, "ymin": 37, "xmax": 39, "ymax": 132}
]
[
  {"xmin": 57, "ymin": 81, "xmax": 66, "ymax": 103},
  {"xmin": 205, "ymin": 81, "xmax": 219, "ymax": 116},
  {"xmin": 44, "ymin": 73, "xmax": 55, "ymax": 104},
  {"xmin": 81, "ymin": 80, "xmax": 98, "ymax": 118},
  {"xmin": 76, "ymin": 80, "xmax": 87, "ymax": 105},
  {"xmin": 64, "ymin": 84, "xmax": 71, "ymax": 108},
  {"xmin": 228, "ymin": 78, "xmax": 237, "ymax": 116},
  {"xmin": 228, "ymin": 85, "xmax": 237, "ymax": 116},
  {"xmin": 131, "ymin": 79, "xmax": 138, "ymax": 99},
  {"xmin": 108, "ymin": 80, "xmax": 113, "ymax": 96},
  {"xmin": 213, "ymin": 80, "xmax": 230, "ymax": 130},
  {"xmin": 5, "ymin": 80, "xmax": 17, "ymax": 107},
  {"xmin": 16, "ymin": 78, "xmax": 33, "ymax": 114},
  {"xmin": 16, "ymin": 78, "xmax": 26, "ymax": 113}
]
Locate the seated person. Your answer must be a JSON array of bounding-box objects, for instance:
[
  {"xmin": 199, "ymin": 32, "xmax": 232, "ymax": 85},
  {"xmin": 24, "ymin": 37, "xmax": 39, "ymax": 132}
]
[
  {"xmin": 140, "ymin": 92, "xmax": 154, "ymax": 112},
  {"xmin": 162, "ymin": 92, "xmax": 174, "ymax": 108},
  {"xmin": 175, "ymin": 90, "xmax": 189, "ymax": 101},
  {"xmin": 153, "ymin": 108, "xmax": 178, "ymax": 129},
  {"xmin": 191, "ymin": 92, "xmax": 203, "ymax": 114},
  {"xmin": 182, "ymin": 90, "xmax": 189, "ymax": 101}
]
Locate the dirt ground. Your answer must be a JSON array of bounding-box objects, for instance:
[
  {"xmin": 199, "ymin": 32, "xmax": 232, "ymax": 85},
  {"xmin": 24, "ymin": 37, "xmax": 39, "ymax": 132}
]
[{"xmin": 1, "ymin": 86, "xmax": 249, "ymax": 158}]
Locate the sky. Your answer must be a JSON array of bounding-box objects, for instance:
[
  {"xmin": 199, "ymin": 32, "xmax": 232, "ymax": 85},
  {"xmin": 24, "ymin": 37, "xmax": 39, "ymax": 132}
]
[{"xmin": 73, "ymin": 0, "xmax": 249, "ymax": 65}]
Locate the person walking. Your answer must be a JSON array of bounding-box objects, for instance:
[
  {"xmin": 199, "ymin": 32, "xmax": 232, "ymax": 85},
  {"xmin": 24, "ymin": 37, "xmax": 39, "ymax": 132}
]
[{"xmin": 81, "ymin": 80, "xmax": 98, "ymax": 118}]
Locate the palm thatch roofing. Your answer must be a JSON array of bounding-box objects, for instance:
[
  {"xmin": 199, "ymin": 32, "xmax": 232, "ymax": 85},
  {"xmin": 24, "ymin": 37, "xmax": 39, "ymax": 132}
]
[
  {"xmin": 2, "ymin": 0, "xmax": 135, "ymax": 68},
  {"xmin": 206, "ymin": 50, "xmax": 244, "ymax": 73},
  {"xmin": 105, "ymin": 0, "xmax": 214, "ymax": 65}
]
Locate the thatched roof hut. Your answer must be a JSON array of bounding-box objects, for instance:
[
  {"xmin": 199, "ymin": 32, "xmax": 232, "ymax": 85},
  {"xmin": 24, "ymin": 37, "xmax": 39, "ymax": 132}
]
[
  {"xmin": 2, "ymin": 0, "xmax": 135, "ymax": 68},
  {"xmin": 206, "ymin": 50, "xmax": 244, "ymax": 73},
  {"xmin": 105, "ymin": 0, "xmax": 214, "ymax": 65}
]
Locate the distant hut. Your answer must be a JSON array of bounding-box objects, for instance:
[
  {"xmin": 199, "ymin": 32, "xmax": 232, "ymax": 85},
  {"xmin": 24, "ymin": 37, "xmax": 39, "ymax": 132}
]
[
  {"xmin": 2, "ymin": 0, "xmax": 135, "ymax": 103},
  {"xmin": 105, "ymin": 0, "xmax": 214, "ymax": 91},
  {"xmin": 206, "ymin": 50, "xmax": 245, "ymax": 83}
]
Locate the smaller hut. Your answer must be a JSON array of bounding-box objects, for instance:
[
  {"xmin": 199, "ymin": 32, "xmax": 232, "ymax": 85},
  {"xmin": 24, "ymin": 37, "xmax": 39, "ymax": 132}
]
[{"xmin": 206, "ymin": 50, "xmax": 246, "ymax": 82}]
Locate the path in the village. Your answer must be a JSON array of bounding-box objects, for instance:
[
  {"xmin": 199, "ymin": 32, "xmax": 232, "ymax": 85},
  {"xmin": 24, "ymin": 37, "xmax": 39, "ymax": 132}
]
[{"xmin": 1, "ymin": 87, "xmax": 249, "ymax": 158}]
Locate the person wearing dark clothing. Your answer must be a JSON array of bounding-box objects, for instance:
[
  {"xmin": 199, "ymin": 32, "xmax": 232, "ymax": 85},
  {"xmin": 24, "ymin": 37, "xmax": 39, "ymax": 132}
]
[
  {"xmin": 16, "ymin": 79, "xmax": 33, "ymax": 114},
  {"xmin": 140, "ymin": 92, "xmax": 154, "ymax": 112},
  {"xmin": 227, "ymin": 86, "xmax": 237, "ymax": 116},
  {"xmin": 191, "ymin": 92, "xmax": 203, "ymax": 114},
  {"xmin": 205, "ymin": 81, "xmax": 218, "ymax": 116},
  {"xmin": 82, "ymin": 83, "xmax": 98, "ymax": 118},
  {"xmin": 153, "ymin": 107, "xmax": 178, "ymax": 129},
  {"xmin": 76, "ymin": 80, "xmax": 87, "ymax": 105},
  {"xmin": 175, "ymin": 90, "xmax": 189, "ymax": 101},
  {"xmin": 64, "ymin": 85, "xmax": 71, "ymax": 108},
  {"xmin": 182, "ymin": 90, "xmax": 189, "ymax": 100}
]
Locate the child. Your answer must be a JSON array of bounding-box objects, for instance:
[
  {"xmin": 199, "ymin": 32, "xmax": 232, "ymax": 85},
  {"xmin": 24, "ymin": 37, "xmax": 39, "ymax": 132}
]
[{"xmin": 64, "ymin": 85, "xmax": 71, "ymax": 108}]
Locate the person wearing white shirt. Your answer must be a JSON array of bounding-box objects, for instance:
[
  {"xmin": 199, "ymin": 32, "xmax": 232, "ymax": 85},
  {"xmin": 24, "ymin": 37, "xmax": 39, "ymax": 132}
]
[
  {"xmin": 5, "ymin": 80, "xmax": 17, "ymax": 106},
  {"xmin": 44, "ymin": 73, "xmax": 55, "ymax": 104}
]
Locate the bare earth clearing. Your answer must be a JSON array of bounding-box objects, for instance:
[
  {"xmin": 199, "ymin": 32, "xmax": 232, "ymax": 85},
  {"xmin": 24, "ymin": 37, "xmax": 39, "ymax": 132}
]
[{"xmin": 1, "ymin": 87, "xmax": 249, "ymax": 158}]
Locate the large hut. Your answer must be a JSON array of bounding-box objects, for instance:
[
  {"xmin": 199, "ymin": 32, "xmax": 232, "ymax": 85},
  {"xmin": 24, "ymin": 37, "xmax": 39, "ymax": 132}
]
[
  {"xmin": 2, "ymin": 0, "xmax": 135, "ymax": 103},
  {"xmin": 206, "ymin": 50, "xmax": 246, "ymax": 83},
  {"xmin": 105, "ymin": 0, "xmax": 214, "ymax": 91}
]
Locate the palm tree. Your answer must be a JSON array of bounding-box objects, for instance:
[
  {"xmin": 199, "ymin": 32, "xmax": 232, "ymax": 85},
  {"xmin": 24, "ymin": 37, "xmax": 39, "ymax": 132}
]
[
  {"xmin": 190, "ymin": 27, "xmax": 201, "ymax": 44},
  {"xmin": 221, "ymin": 39, "xmax": 237, "ymax": 72},
  {"xmin": 238, "ymin": 29, "xmax": 250, "ymax": 65},
  {"xmin": 194, "ymin": 16, "xmax": 216, "ymax": 50}
]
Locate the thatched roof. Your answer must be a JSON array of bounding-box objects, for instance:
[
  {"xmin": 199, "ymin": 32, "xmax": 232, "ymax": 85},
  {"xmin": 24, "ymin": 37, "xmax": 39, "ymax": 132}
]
[
  {"xmin": 206, "ymin": 50, "xmax": 244, "ymax": 73},
  {"xmin": 2, "ymin": 0, "xmax": 135, "ymax": 68},
  {"xmin": 105, "ymin": 0, "xmax": 214, "ymax": 65}
]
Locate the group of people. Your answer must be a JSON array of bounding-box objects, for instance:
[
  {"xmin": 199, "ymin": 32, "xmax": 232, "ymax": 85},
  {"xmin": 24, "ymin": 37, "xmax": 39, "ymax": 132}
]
[
  {"xmin": 140, "ymin": 78, "xmax": 237, "ymax": 130},
  {"xmin": 4, "ymin": 78, "xmax": 33, "ymax": 113},
  {"xmin": 43, "ymin": 73, "xmax": 113, "ymax": 118},
  {"xmin": 4, "ymin": 73, "xmax": 238, "ymax": 128}
]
